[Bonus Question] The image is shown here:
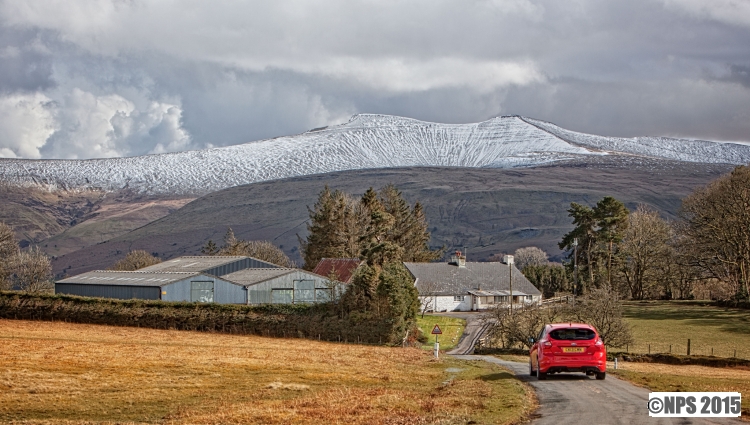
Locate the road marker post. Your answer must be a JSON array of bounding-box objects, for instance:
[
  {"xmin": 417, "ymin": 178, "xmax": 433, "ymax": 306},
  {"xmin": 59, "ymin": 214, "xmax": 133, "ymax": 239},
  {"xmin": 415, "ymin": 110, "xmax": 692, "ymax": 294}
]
[{"xmin": 432, "ymin": 324, "xmax": 443, "ymax": 359}]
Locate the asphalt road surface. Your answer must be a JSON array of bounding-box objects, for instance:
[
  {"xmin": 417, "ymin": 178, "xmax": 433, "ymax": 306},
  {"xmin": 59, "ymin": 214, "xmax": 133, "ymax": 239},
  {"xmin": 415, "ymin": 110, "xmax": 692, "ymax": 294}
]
[{"xmin": 452, "ymin": 355, "xmax": 743, "ymax": 425}]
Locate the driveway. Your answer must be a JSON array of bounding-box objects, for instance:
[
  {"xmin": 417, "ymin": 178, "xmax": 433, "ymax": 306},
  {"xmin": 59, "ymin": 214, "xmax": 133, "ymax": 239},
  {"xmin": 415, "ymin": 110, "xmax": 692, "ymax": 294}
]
[{"xmin": 452, "ymin": 355, "xmax": 743, "ymax": 425}]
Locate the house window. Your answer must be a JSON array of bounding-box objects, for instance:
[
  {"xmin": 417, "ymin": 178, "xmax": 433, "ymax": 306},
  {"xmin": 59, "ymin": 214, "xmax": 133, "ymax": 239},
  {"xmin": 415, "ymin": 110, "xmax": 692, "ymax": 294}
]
[
  {"xmin": 526, "ymin": 295, "xmax": 533, "ymax": 301},
  {"xmin": 454, "ymin": 295, "xmax": 465, "ymax": 302}
]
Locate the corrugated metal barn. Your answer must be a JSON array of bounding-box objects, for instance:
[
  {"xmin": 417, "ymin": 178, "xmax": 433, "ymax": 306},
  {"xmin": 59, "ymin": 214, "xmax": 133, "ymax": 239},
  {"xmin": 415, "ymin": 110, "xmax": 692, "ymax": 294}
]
[
  {"xmin": 55, "ymin": 270, "xmax": 248, "ymax": 303},
  {"xmin": 222, "ymin": 268, "xmax": 335, "ymax": 305}
]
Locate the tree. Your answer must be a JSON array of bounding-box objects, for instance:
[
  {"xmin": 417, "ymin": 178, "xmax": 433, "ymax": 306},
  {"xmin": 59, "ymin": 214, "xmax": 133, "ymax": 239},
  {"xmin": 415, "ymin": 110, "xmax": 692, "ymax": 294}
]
[
  {"xmin": 594, "ymin": 196, "xmax": 629, "ymax": 286},
  {"xmin": 559, "ymin": 196, "xmax": 629, "ymax": 292},
  {"xmin": 514, "ymin": 247, "xmax": 549, "ymax": 270},
  {"xmin": 522, "ymin": 263, "xmax": 571, "ymax": 298},
  {"xmin": 13, "ymin": 246, "xmax": 53, "ymax": 292},
  {"xmin": 559, "ymin": 203, "xmax": 598, "ymax": 289},
  {"xmin": 300, "ymin": 187, "xmax": 363, "ymax": 270},
  {"xmin": 677, "ymin": 166, "xmax": 750, "ymax": 300},
  {"xmin": 616, "ymin": 205, "xmax": 673, "ymax": 300},
  {"xmin": 569, "ymin": 285, "xmax": 634, "ymax": 348},
  {"xmin": 0, "ymin": 222, "xmax": 19, "ymax": 290},
  {"xmin": 110, "ymin": 250, "xmax": 162, "ymax": 271},
  {"xmin": 214, "ymin": 227, "xmax": 295, "ymax": 267},
  {"xmin": 201, "ymin": 240, "xmax": 219, "ymax": 255},
  {"xmin": 300, "ymin": 185, "xmax": 440, "ymax": 270}
]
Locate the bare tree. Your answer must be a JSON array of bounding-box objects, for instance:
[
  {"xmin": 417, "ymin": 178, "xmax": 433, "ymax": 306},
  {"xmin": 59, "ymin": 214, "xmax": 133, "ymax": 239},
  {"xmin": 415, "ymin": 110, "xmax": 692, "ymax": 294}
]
[
  {"xmin": 617, "ymin": 205, "xmax": 673, "ymax": 299},
  {"xmin": 569, "ymin": 285, "xmax": 634, "ymax": 348},
  {"xmin": 484, "ymin": 303, "xmax": 567, "ymax": 349},
  {"xmin": 485, "ymin": 284, "xmax": 633, "ymax": 349},
  {"xmin": 110, "ymin": 250, "xmax": 162, "ymax": 271},
  {"xmin": 0, "ymin": 222, "xmax": 19, "ymax": 290},
  {"xmin": 417, "ymin": 280, "xmax": 442, "ymax": 318},
  {"xmin": 217, "ymin": 231, "xmax": 295, "ymax": 268},
  {"xmin": 677, "ymin": 166, "xmax": 750, "ymax": 300},
  {"xmin": 13, "ymin": 246, "xmax": 53, "ymax": 293},
  {"xmin": 514, "ymin": 247, "xmax": 549, "ymax": 270}
]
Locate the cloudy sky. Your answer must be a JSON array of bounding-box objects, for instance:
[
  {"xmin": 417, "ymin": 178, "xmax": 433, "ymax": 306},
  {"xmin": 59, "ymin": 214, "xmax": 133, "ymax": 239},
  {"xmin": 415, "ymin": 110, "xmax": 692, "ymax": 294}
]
[{"xmin": 0, "ymin": 0, "xmax": 749, "ymax": 159}]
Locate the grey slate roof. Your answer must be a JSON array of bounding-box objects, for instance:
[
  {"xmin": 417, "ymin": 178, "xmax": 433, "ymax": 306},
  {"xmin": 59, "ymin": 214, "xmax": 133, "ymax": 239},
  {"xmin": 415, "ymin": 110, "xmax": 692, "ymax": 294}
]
[
  {"xmin": 221, "ymin": 268, "xmax": 297, "ymax": 286},
  {"xmin": 403, "ymin": 261, "xmax": 541, "ymax": 297},
  {"xmin": 139, "ymin": 256, "xmax": 249, "ymax": 273},
  {"xmin": 56, "ymin": 270, "xmax": 203, "ymax": 286}
]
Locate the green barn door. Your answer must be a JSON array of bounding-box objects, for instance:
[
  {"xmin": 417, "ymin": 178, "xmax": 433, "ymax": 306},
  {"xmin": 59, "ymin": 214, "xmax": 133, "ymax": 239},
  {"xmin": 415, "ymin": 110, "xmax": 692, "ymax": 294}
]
[{"xmin": 191, "ymin": 281, "xmax": 214, "ymax": 303}]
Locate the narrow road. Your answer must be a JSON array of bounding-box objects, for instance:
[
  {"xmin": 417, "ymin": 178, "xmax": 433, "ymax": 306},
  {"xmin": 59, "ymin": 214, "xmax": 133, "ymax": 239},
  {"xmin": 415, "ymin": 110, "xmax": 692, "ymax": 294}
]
[{"xmin": 452, "ymin": 355, "xmax": 743, "ymax": 425}]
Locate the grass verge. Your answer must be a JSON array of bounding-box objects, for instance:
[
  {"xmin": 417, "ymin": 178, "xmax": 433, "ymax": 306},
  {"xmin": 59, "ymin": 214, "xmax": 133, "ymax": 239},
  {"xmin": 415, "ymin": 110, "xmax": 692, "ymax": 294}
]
[
  {"xmin": 416, "ymin": 315, "xmax": 466, "ymax": 351},
  {"xmin": 622, "ymin": 301, "xmax": 750, "ymax": 359},
  {"xmin": 0, "ymin": 319, "xmax": 532, "ymax": 425},
  {"xmin": 609, "ymin": 361, "xmax": 750, "ymax": 421}
]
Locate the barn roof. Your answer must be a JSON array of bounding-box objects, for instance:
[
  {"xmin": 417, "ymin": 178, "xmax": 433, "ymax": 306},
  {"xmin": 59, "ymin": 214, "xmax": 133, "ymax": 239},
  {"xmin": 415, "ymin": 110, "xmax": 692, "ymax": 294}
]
[
  {"xmin": 56, "ymin": 270, "xmax": 204, "ymax": 286},
  {"xmin": 221, "ymin": 268, "xmax": 297, "ymax": 286},
  {"xmin": 403, "ymin": 261, "xmax": 541, "ymax": 297},
  {"xmin": 312, "ymin": 258, "xmax": 362, "ymax": 283},
  {"xmin": 222, "ymin": 268, "xmax": 329, "ymax": 287},
  {"xmin": 139, "ymin": 256, "xmax": 250, "ymax": 273}
]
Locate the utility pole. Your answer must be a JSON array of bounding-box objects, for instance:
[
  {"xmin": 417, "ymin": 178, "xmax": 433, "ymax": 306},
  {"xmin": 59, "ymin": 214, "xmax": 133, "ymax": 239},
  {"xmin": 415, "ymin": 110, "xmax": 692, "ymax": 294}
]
[
  {"xmin": 573, "ymin": 238, "xmax": 578, "ymax": 304},
  {"xmin": 504, "ymin": 254, "xmax": 514, "ymax": 316}
]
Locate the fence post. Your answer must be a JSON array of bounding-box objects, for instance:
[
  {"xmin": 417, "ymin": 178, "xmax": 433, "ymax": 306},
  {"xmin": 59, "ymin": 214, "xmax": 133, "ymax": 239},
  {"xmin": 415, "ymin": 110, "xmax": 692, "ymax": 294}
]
[
  {"xmin": 669, "ymin": 344, "xmax": 672, "ymax": 354},
  {"xmin": 648, "ymin": 344, "xmax": 651, "ymax": 354},
  {"xmin": 687, "ymin": 339, "xmax": 691, "ymax": 356}
]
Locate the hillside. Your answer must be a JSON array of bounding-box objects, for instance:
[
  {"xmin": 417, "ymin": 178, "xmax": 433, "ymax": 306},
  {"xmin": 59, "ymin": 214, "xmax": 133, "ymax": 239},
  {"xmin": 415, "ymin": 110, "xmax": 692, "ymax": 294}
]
[
  {"xmin": 52, "ymin": 158, "xmax": 731, "ymax": 275},
  {"xmin": 2, "ymin": 114, "xmax": 748, "ymax": 196}
]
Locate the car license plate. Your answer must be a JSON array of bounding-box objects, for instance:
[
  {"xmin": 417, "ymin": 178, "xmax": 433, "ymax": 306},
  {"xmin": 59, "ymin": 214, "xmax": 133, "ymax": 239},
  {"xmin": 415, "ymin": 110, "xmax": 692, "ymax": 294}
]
[{"xmin": 562, "ymin": 347, "xmax": 586, "ymax": 353}]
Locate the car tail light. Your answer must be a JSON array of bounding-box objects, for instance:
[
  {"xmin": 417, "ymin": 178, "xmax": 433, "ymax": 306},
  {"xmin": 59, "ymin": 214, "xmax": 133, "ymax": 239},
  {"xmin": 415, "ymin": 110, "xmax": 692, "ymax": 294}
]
[
  {"xmin": 595, "ymin": 338, "xmax": 603, "ymax": 346},
  {"xmin": 543, "ymin": 341, "xmax": 552, "ymax": 347}
]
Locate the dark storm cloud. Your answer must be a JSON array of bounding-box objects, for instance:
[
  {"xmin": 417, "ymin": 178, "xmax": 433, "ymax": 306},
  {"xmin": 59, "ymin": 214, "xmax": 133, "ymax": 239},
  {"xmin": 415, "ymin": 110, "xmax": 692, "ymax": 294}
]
[
  {"xmin": 0, "ymin": 0, "xmax": 749, "ymax": 158},
  {"xmin": 0, "ymin": 28, "xmax": 55, "ymax": 93}
]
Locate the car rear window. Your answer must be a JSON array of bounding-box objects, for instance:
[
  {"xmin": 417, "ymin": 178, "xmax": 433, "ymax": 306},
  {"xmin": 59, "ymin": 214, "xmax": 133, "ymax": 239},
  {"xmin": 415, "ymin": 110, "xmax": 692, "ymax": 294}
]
[{"xmin": 549, "ymin": 328, "xmax": 596, "ymax": 340}]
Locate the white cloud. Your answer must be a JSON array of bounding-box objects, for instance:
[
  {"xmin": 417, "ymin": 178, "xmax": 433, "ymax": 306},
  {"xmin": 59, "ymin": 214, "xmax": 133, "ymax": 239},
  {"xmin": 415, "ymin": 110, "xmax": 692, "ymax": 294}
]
[
  {"xmin": 0, "ymin": 93, "xmax": 56, "ymax": 158},
  {"xmin": 40, "ymin": 88, "xmax": 193, "ymax": 159},
  {"xmin": 0, "ymin": 88, "xmax": 193, "ymax": 159},
  {"xmin": 268, "ymin": 57, "xmax": 545, "ymax": 93},
  {"xmin": 663, "ymin": 0, "xmax": 750, "ymax": 28}
]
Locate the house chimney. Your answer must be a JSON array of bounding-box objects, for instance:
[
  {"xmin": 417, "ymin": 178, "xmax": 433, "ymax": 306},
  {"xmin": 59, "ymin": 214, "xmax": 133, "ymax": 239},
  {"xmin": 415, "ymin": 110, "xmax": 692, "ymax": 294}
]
[
  {"xmin": 450, "ymin": 250, "xmax": 467, "ymax": 268},
  {"xmin": 503, "ymin": 255, "xmax": 514, "ymax": 265}
]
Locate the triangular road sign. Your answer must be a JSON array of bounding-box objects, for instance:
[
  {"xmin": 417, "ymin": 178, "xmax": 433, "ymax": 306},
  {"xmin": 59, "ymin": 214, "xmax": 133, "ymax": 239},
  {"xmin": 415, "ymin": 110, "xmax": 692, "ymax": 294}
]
[{"xmin": 431, "ymin": 324, "xmax": 443, "ymax": 335}]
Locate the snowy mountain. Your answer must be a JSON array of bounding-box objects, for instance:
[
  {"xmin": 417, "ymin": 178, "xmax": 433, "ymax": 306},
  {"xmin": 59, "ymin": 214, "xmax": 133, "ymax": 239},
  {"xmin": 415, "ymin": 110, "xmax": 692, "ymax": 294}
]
[{"xmin": 1, "ymin": 114, "xmax": 747, "ymax": 196}]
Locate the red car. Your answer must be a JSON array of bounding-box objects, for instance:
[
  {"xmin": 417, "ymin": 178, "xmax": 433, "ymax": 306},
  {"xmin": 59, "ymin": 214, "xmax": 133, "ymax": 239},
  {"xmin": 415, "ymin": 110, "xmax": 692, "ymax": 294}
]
[{"xmin": 529, "ymin": 323, "xmax": 606, "ymax": 380}]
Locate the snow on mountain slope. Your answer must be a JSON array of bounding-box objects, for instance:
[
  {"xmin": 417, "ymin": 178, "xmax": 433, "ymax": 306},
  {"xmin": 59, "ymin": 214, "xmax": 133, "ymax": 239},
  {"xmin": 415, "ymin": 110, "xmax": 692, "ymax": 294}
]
[
  {"xmin": 521, "ymin": 117, "xmax": 750, "ymax": 164},
  {"xmin": 0, "ymin": 114, "xmax": 747, "ymax": 196}
]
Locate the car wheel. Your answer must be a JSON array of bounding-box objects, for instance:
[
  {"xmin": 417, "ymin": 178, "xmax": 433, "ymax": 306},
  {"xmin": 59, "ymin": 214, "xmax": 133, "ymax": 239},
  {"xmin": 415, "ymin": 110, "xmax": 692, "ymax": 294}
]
[
  {"xmin": 537, "ymin": 361, "xmax": 547, "ymax": 380},
  {"xmin": 595, "ymin": 372, "xmax": 606, "ymax": 380}
]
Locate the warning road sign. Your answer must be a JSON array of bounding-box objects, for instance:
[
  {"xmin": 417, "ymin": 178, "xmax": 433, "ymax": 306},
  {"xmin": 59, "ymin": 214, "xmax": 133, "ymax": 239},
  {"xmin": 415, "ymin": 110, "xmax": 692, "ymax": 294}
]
[{"xmin": 431, "ymin": 324, "xmax": 442, "ymax": 335}]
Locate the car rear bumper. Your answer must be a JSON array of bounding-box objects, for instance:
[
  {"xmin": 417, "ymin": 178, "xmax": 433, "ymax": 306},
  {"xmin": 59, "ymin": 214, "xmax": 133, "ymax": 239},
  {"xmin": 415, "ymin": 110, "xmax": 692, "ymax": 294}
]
[{"xmin": 539, "ymin": 353, "xmax": 606, "ymax": 373}]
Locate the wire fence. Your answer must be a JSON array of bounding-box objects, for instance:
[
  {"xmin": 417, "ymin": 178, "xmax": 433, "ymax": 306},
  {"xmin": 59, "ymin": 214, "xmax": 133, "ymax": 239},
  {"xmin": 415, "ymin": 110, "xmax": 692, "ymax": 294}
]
[{"xmin": 613, "ymin": 340, "xmax": 748, "ymax": 360}]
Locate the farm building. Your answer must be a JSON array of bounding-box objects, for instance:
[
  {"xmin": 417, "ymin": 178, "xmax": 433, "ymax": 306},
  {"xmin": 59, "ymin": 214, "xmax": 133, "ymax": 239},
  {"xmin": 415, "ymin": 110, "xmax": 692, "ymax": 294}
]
[
  {"xmin": 312, "ymin": 258, "xmax": 363, "ymax": 284},
  {"xmin": 404, "ymin": 253, "xmax": 542, "ymax": 312},
  {"xmin": 222, "ymin": 268, "xmax": 337, "ymax": 304},
  {"xmin": 55, "ymin": 270, "xmax": 248, "ymax": 303},
  {"xmin": 139, "ymin": 255, "xmax": 280, "ymax": 275}
]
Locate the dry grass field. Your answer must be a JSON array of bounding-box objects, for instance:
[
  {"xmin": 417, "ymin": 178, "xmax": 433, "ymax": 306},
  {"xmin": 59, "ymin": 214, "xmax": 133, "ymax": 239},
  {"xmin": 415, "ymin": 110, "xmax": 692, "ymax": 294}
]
[
  {"xmin": 0, "ymin": 319, "xmax": 534, "ymax": 425},
  {"xmin": 610, "ymin": 362, "xmax": 750, "ymax": 420}
]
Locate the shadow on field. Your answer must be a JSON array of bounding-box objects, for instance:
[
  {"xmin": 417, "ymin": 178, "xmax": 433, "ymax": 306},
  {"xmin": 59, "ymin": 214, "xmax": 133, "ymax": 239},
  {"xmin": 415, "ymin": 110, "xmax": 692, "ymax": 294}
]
[{"xmin": 480, "ymin": 372, "xmax": 516, "ymax": 381}]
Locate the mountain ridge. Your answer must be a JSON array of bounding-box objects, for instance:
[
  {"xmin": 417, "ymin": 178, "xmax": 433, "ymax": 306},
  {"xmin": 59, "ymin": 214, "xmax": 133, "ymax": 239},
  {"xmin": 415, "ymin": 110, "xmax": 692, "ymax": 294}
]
[{"xmin": 1, "ymin": 114, "xmax": 748, "ymax": 196}]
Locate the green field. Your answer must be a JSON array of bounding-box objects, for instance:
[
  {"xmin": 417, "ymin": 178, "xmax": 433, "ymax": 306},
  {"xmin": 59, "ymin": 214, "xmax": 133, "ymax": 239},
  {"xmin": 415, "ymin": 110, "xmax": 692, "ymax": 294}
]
[
  {"xmin": 621, "ymin": 301, "xmax": 750, "ymax": 359},
  {"xmin": 417, "ymin": 314, "xmax": 466, "ymax": 351}
]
